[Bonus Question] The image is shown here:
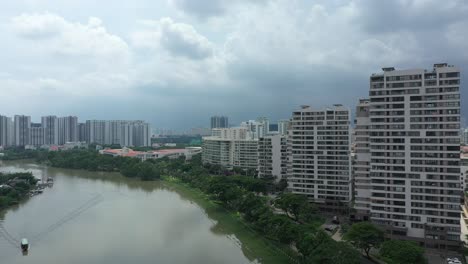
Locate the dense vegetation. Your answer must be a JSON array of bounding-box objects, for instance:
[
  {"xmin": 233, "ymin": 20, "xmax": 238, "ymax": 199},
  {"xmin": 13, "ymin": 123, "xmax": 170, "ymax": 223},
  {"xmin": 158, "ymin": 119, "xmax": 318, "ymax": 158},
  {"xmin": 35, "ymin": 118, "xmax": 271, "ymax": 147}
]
[
  {"xmin": 0, "ymin": 148, "xmax": 40, "ymax": 160},
  {"xmin": 343, "ymin": 222, "xmax": 426, "ymax": 263},
  {"xmin": 35, "ymin": 150, "xmax": 161, "ymax": 181},
  {"xmin": 0, "ymin": 172, "xmax": 38, "ymax": 209},
  {"xmin": 379, "ymin": 240, "xmax": 426, "ymax": 264},
  {"xmin": 343, "ymin": 221, "xmax": 384, "ymax": 258}
]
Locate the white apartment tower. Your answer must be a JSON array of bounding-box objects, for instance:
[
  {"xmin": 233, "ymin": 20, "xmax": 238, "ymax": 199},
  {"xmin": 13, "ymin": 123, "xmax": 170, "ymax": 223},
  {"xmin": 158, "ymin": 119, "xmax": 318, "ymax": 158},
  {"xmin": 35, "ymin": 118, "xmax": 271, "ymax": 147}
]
[
  {"xmin": 287, "ymin": 105, "xmax": 352, "ymax": 211},
  {"xmin": 203, "ymin": 127, "xmax": 259, "ymax": 169},
  {"xmin": 257, "ymin": 134, "xmax": 288, "ymax": 182},
  {"xmin": 14, "ymin": 115, "xmax": 31, "ymax": 146},
  {"xmin": 366, "ymin": 64, "xmax": 461, "ymax": 249},
  {"xmin": 42, "ymin": 116, "xmax": 58, "ymax": 145},
  {"xmin": 353, "ymin": 99, "xmax": 371, "ymax": 220}
]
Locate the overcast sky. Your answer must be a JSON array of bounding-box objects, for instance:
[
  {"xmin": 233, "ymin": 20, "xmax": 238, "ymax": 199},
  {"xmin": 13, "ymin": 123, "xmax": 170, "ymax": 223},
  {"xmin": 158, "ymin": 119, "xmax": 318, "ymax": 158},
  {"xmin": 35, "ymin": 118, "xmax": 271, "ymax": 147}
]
[{"xmin": 0, "ymin": 0, "xmax": 467, "ymax": 130}]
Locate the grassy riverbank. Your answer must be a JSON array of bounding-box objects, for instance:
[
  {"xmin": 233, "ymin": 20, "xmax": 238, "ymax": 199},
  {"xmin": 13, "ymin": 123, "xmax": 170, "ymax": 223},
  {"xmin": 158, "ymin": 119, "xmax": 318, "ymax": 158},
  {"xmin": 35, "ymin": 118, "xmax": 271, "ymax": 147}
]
[{"xmin": 162, "ymin": 176, "xmax": 299, "ymax": 264}]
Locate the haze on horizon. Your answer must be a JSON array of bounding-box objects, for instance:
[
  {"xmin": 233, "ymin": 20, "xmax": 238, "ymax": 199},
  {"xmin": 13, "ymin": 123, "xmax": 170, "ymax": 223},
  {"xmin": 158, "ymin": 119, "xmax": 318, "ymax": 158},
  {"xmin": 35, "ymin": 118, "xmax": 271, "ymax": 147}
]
[{"xmin": 0, "ymin": 0, "xmax": 467, "ymax": 130}]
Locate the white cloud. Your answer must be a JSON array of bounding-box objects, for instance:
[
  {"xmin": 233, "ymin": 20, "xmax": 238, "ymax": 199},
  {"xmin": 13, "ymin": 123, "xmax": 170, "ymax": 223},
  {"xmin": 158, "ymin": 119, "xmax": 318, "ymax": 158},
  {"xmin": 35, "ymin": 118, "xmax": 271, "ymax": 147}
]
[
  {"xmin": 132, "ymin": 17, "xmax": 213, "ymax": 60},
  {"xmin": 11, "ymin": 13, "xmax": 130, "ymax": 63}
]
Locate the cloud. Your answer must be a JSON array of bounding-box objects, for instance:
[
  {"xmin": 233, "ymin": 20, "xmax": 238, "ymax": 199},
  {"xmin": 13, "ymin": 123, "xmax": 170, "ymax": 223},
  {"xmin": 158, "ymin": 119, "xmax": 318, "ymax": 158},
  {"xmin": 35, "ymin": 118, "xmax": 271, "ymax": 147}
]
[
  {"xmin": 132, "ymin": 17, "xmax": 213, "ymax": 60},
  {"xmin": 11, "ymin": 13, "xmax": 130, "ymax": 62},
  {"xmin": 353, "ymin": 0, "xmax": 468, "ymax": 33},
  {"xmin": 1, "ymin": 1, "xmax": 467, "ymax": 130},
  {"xmin": 169, "ymin": 0, "xmax": 269, "ymax": 19}
]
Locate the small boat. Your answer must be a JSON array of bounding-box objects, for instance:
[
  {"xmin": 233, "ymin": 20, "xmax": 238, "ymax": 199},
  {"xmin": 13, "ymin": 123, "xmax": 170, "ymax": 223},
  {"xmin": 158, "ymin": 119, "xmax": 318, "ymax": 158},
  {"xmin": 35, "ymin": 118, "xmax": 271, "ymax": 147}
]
[{"xmin": 21, "ymin": 238, "xmax": 29, "ymax": 251}]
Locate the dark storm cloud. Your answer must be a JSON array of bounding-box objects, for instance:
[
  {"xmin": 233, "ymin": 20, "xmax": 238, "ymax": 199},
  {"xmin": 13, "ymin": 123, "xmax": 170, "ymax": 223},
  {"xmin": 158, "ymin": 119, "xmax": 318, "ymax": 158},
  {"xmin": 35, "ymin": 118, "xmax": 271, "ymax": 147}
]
[{"xmin": 1, "ymin": 0, "xmax": 468, "ymax": 131}]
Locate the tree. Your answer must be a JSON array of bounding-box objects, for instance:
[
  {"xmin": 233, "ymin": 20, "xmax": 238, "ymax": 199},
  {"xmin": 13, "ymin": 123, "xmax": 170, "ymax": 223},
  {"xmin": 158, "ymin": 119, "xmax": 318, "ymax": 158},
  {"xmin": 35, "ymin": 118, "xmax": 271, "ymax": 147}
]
[
  {"xmin": 343, "ymin": 222, "xmax": 384, "ymax": 258},
  {"xmin": 274, "ymin": 193, "xmax": 315, "ymax": 222},
  {"xmin": 379, "ymin": 240, "xmax": 425, "ymax": 264}
]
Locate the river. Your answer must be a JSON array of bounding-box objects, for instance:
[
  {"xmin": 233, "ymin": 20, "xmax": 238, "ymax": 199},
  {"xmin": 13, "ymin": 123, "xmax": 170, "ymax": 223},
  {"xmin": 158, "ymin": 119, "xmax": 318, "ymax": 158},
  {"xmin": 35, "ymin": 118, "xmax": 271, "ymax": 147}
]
[{"xmin": 0, "ymin": 160, "xmax": 287, "ymax": 264}]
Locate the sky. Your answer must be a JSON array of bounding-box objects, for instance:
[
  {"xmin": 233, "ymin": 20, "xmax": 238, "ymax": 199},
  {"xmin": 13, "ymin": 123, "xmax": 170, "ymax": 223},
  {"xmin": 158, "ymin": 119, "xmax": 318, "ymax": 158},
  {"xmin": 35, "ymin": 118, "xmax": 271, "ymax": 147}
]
[{"xmin": 0, "ymin": 0, "xmax": 467, "ymax": 130}]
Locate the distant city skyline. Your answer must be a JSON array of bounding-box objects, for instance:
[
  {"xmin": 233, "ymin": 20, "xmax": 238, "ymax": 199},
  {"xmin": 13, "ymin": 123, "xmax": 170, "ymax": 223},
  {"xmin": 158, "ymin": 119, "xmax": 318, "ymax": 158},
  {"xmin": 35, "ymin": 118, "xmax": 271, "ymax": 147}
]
[{"xmin": 0, "ymin": 1, "xmax": 467, "ymax": 129}]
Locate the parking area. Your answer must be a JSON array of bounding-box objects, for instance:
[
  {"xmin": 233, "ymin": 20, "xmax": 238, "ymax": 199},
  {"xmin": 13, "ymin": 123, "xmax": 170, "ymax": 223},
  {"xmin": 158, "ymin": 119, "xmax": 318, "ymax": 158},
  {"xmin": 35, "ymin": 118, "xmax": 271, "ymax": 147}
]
[{"xmin": 425, "ymin": 249, "xmax": 464, "ymax": 264}]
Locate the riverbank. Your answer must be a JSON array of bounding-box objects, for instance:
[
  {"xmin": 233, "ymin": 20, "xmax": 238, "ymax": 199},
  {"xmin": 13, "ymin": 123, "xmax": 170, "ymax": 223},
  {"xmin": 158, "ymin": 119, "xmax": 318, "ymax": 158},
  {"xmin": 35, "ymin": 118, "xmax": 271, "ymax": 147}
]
[{"xmin": 162, "ymin": 176, "xmax": 299, "ymax": 264}]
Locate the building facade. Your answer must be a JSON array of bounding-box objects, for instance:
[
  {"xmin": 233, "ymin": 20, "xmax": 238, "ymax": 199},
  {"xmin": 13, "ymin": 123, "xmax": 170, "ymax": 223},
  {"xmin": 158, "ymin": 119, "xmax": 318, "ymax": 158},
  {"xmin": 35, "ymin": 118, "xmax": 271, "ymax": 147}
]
[
  {"xmin": 29, "ymin": 123, "xmax": 45, "ymax": 146},
  {"xmin": 58, "ymin": 116, "xmax": 78, "ymax": 144},
  {"xmin": 257, "ymin": 134, "xmax": 288, "ymax": 182},
  {"xmin": 86, "ymin": 120, "xmax": 151, "ymax": 147},
  {"xmin": 78, "ymin": 123, "xmax": 87, "ymax": 142},
  {"xmin": 210, "ymin": 116, "xmax": 229, "ymax": 129},
  {"xmin": 0, "ymin": 115, "xmax": 14, "ymax": 147},
  {"xmin": 14, "ymin": 115, "xmax": 31, "ymax": 146},
  {"xmin": 42, "ymin": 116, "xmax": 58, "ymax": 145},
  {"xmin": 364, "ymin": 64, "xmax": 461, "ymax": 249},
  {"xmin": 202, "ymin": 127, "xmax": 258, "ymax": 169},
  {"xmin": 462, "ymin": 128, "xmax": 468, "ymax": 145},
  {"xmin": 353, "ymin": 99, "xmax": 371, "ymax": 220},
  {"xmin": 287, "ymin": 105, "xmax": 352, "ymax": 211}
]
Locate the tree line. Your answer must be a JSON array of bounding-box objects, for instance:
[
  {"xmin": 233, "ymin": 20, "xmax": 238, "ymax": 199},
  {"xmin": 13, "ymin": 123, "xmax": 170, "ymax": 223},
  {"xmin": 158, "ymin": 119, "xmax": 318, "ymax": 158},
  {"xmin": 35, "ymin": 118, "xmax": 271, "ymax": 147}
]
[{"xmin": 0, "ymin": 172, "xmax": 38, "ymax": 210}]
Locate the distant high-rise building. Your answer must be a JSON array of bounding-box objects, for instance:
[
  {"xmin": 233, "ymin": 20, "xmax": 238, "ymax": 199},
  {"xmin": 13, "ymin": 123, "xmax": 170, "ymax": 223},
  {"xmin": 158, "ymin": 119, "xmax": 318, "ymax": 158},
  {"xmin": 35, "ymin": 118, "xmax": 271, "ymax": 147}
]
[
  {"xmin": 357, "ymin": 63, "xmax": 461, "ymax": 249},
  {"xmin": 58, "ymin": 116, "xmax": 78, "ymax": 144},
  {"xmin": 0, "ymin": 115, "xmax": 14, "ymax": 147},
  {"xmin": 78, "ymin": 123, "xmax": 86, "ymax": 142},
  {"xmin": 462, "ymin": 128, "xmax": 468, "ymax": 145},
  {"xmin": 287, "ymin": 105, "xmax": 352, "ymax": 211},
  {"xmin": 42, "ymin": 116, "xmax": 58, "ymax": 145},
  {"xmin": 210, "ymin": 116, "xmax": 229, "ymax": 129},
  {"xmin": 29, "ymin": 123, "xmax": 44, "ymax": 146},
  {"xmin": 14, "ymin": 115, "xmax": 31, "ymax": 146},
  {"xmin": 86, "ymin": 120, "xmax": 151, "ymax": 147},
  {"xmin": 86, "ymin": 120, "xmax": 108, "ymax": 145},
  {"xmin": 277, "ymin": 119, "xmax": 290, "ymax": 136},
  {"xmin": 241, "ymin": 119, "xmax": 268, "ymax": 139}
]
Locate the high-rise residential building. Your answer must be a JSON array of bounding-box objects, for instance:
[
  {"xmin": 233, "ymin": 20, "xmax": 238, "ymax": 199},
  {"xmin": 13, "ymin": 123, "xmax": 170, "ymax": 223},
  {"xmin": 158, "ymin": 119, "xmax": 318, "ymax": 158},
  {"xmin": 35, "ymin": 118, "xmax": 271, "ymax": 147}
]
[
  {"xmin": 203, "ymin": 127, "xmax": 258, "ymax": 169},
  {"xmin": 0, "ymin": 115, "xmax": 14, "ymax": 147},
  {"xmin": 29, "ymin": 123, "xmax": 44, "ymax": 146},
  {"xmin": 210, "ymin": 116, "xmax": 229, "ymax": 129},
  {"xmin": 362, "ymin": 63, "xmax": 461, "ymax": 249},
  {"xmin": 353, "ymin": 99, "xmax": 371, "ymax": 221},
  {"xmin": 58, "ymin": 116, "xmax": 78, "ymax": 144},
  {"xmin": 278, "ymin": 119, "xmax": 290, "ymax": 136},
  {"xmin": 14, "ymin": 115, "xmax": 31, "ymax": 146},
  {"xmin": 42, "ymin": 116, "xmax": 58, "ymax": 145},
  {"xmin": 240, "ymin": 119, "xmax": 268, "ymax": 139},
  {"xmin": 462, "ymin": 128, "xmax": 468, "ymax": 145},
  {"xmin": 287, "ymin": 105, "xmax": 352, "ymax": 211},
  {"xmin": 78, "ymin": 123, "xmax": 87, "ymax": 142},
  {"xmin": 257, "ymin": 134, "xmax": 288, "ymax": 182},
  {"xmin": 131, "ymin": 121, "xmax": 151, "ymax": 147},
  {"xmin": 86, "ymin": 120, "xmax": 151, "ymax": 147},
  {"xmin": 86, "ymin": 120, "xmax": 108, "ymax": 145}
]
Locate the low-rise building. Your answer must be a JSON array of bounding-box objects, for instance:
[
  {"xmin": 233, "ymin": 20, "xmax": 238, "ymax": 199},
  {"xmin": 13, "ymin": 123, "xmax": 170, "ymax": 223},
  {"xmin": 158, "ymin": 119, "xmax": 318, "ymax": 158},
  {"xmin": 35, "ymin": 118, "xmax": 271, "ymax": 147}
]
[{"xmin": 100, "ymin": 147, "xmax": 201, "ymax": 161}]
